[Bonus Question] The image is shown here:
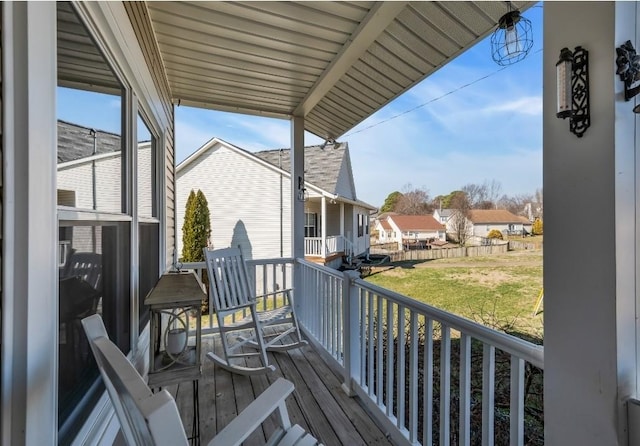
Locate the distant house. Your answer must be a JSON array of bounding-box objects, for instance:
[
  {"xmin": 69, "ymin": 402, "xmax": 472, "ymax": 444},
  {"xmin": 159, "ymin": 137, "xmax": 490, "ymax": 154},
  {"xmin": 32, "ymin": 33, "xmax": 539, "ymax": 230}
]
[
  {"xmin": 433, "ymin": 208, "xmax": 453, "ymax": 225},
  {"xmin": 466, "ymin": 209, "xmax": 528, "ymax": 237},
  {"xmin": 377, "ymin": 214, "xmax": 446, "ymax": 250},
  {"xmin": 176, "ymin": 138, "xmax": 376, "ymax": 266}
]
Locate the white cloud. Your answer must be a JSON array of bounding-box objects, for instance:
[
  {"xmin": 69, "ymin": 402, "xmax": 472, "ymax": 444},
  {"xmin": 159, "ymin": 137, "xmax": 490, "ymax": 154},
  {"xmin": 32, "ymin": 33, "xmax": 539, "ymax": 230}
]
[{"xmin": 481, "ymin": 96, "xmax": 542, "ymax": 116}]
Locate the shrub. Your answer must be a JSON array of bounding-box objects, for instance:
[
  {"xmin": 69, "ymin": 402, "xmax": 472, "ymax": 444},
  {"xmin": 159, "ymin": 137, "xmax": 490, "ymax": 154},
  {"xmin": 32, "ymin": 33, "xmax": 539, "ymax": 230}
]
[
  {"xmin": 487, "ymin": 229, "xmax": 503, "ymax": 240},
  {"xmin": 532, "ymin": 218, "xmax": 543, "ymax": 235},
  {"xmin": 181, "ymin": 189, "xmax": 211, "ymax": 262}
]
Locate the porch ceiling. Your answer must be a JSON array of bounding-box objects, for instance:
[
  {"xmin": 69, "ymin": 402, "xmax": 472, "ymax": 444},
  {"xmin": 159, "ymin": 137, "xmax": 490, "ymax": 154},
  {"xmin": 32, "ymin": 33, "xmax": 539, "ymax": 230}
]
[{"xmin": 146, "ymin": 1, "xmax": 532, "ymax": 140}]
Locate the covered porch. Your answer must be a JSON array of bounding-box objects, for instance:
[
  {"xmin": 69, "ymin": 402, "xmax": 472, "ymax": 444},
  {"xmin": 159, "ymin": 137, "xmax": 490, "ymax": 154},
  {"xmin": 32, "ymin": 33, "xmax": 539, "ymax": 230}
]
[{"xmin": 3, "ymin": 2, "xmax": 640, "ymax": 446}]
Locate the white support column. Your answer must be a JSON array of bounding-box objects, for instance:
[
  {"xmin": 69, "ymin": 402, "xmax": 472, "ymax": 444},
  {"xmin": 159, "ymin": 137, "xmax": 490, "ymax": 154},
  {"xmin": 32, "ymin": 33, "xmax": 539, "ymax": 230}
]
[
  {"xmin": 2, "ymin": 2, "xmax": 58, "ymax": 444},
  {"xmin": 544, "ymin": 3, "xmax": 638, "ymax": 445},
  {"xmin": 340, "ymin": 202, "xmax": 345, "ymax": 238},
  {"xmin": 321, "ymin": 195, "xmax": 327, "ymax": 258},
  {"xmin": 291, "ymin": 116, "xmax": 304, "ymax": 302}
]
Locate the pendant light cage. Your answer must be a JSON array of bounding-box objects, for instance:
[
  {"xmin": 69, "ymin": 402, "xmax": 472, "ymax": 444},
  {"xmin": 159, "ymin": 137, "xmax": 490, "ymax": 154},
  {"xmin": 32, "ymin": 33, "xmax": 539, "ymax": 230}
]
[{"xmin": 490, "ymin": 10, "xmax": 534, "ymax": 66}]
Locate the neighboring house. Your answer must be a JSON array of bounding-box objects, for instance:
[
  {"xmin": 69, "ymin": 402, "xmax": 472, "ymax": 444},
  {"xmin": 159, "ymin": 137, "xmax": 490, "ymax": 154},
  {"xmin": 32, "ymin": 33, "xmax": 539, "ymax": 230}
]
[
  {"xmin": 466, "ymin": 209, "xmax": 528, "ymax": 238},
  {"xmin": 372, "ymin": 217, "xmax": 394, "ymax": 243},
  {"xmin": 433, "ymin": 208, "xmax": 453, "ymax": 225},
  {"xmin": 176, "ymin": 138, "xmax": 375, "ymax": 266},
  {"xmin": 381, "ymin": 214, "xmax": 446, "ymax": 250}
]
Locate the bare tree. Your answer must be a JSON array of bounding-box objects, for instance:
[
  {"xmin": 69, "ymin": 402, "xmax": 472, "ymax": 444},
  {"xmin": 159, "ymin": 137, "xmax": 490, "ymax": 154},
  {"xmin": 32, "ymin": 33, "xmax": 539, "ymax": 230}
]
[
  {"xmin": 497, "ymin": 193, "xmax": 534, "ymax": 216},
  {"xmin": 462, "ymin": 180, "xmax": 502, "ymax": 209},
  {"xmin": 449, "ymin": 192, "xmax": 472, "ymax": 245},
  {"xmin": 395, "ymin": 183, "xmax": 431, "ymax": 215}
]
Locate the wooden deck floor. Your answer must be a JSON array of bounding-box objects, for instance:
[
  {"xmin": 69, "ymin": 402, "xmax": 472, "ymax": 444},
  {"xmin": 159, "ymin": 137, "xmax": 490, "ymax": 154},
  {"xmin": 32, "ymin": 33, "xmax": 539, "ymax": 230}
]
[{"xmin": 171, "ymin": 335, "xmax": 394, "ymax": 446}]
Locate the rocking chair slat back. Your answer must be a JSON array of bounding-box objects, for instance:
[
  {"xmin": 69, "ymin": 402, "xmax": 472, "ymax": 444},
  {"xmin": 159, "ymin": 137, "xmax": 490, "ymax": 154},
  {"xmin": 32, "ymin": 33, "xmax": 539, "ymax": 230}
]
[{"xmin": 207, "ymin": 247, "xmax": 254, "ymax": 311}]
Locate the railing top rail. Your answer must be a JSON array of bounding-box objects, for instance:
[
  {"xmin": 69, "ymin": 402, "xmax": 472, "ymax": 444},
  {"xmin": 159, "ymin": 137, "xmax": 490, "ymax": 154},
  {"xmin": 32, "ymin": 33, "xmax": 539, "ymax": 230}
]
[
  {"xmin": 181, "ymin": 258, "xmax": 294, "ymax": 271},
  {"xmin": 298, "ymin": 258, "xmax": 344, "ymax": 280},
  {"xmin": 354, "ymin": 278, "xmax": 544, "ymax": 369}
]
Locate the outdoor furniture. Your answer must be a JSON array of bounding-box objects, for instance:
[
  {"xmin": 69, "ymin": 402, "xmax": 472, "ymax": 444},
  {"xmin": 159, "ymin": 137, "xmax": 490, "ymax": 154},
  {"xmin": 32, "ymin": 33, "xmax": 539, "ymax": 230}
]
[
  {"xmin": 203, "ymin": 247, "xmax": 307, "ymax": 376},
  {"xmin": 81, "ymin": 314, "xmax": 321, "ymax": 446}
]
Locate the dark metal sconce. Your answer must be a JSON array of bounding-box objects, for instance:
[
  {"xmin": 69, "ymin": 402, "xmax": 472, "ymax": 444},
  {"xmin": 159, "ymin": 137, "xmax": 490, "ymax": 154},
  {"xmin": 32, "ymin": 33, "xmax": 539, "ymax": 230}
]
[
  {"xmin": 556, "ymin": 46, "xmax": 590, "ymax": 137},
  {"xmin": 615, "ymin": 40, "xmax": 640, "ymax": 113}
]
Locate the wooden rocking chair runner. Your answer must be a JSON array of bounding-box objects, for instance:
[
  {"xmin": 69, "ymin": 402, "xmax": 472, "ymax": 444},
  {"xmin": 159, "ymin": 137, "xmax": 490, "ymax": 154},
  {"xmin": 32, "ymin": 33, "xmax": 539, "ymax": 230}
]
[
  {"xmin": 81, "ymin": 314, "xmax": 321, "ymax": 446},
  {"xmin": 203, "ymin": 247, "xmax": 307, "ymax": 376}
]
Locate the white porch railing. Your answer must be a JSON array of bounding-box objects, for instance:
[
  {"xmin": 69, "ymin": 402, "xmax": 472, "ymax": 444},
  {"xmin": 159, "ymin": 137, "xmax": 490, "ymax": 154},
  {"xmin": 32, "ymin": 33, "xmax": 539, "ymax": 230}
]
[
  {"xmin": 297, "ymin": 259, "xmax": 544, "ymax": 446},
  {"xmin": 304, "ymin": 235, "xmax": 345, "ymax": 257}
]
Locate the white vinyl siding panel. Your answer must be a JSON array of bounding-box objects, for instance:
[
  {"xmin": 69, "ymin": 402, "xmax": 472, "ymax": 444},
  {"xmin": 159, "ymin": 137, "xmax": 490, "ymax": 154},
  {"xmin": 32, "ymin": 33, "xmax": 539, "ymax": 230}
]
[
  {"xmin": 177, "ymin": 144, "xmax": 291, "ymax": 261},
  {"xmin": 334, "ymin": 153, "xmax": 356, "ymax": 200}
]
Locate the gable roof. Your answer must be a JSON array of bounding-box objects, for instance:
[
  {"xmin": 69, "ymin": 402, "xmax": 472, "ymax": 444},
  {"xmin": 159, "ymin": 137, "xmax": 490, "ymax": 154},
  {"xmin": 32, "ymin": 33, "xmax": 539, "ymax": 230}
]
[
  {"xmin": 254, "ymin": 142, "xmax": 353, "ymax": 199},
  {"xmin": 57, "ymin": 120, "xmax": 121, "ymax": 163},
  {"xmin": 468, "ymin": 209, "xmax": 525, "ymax": 224},
  {"xmin": 434, "ymin": 209, "xmax": 453, "ymax": 218},
  {"xmin": 388, "ymin": 215, "xmax": 444, "ymax": 232},
  {"xmin": 379, "ymin": 219, "xmax": 392, "ymax": 230},
  {"xmin": 177, "ymin": 137, "xmax": 375, "ymax": 210}
]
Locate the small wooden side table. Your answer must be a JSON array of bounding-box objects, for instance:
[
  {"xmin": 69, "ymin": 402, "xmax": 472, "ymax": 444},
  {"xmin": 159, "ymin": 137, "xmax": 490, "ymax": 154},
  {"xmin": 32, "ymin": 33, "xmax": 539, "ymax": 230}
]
[{"xmin": 145, "ymin": 270, "xmax": 205, "ymax": 445}]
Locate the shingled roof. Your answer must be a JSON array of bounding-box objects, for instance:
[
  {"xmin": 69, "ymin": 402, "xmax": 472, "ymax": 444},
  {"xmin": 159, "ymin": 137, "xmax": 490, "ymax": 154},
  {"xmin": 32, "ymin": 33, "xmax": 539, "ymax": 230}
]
[
  {"xmin": 57, "ymin": 120, "xmax": 122, "ymax": 163},
  {"xmin": 468, "ymin": 209, "xmax": 525, "ymax": 224},
  {"xmin": 254, "ymin": 142, "xmax": 354, "ymax": 199},
  {"xmin": 388, "ymin": 215, "xmax": 444, "ymax": 232}
]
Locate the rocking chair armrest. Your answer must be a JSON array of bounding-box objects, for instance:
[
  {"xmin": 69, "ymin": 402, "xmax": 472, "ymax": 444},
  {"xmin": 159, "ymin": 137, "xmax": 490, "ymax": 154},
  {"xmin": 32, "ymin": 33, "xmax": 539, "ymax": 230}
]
[{"xmin": 208, "ymin": 378, "xmax": 295, "ymax": 446}]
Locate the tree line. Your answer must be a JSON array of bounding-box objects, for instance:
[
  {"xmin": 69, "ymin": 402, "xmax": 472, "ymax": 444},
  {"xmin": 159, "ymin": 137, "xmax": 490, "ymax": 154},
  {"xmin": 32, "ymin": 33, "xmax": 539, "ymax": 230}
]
[{"xmin": 380, "ymin": 180, "xmax": 543, "ymax": 219}]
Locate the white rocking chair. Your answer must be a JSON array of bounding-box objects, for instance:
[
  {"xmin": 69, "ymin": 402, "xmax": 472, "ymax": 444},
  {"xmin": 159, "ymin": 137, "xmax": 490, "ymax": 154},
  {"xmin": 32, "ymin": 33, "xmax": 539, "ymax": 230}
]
[
  {"xmin": 203, "ymin": 247, "xmax": 307, "ymax": 376},
  {"xmin": 81, "ymin": 314, "xmax": 321, "ymax": 446}
]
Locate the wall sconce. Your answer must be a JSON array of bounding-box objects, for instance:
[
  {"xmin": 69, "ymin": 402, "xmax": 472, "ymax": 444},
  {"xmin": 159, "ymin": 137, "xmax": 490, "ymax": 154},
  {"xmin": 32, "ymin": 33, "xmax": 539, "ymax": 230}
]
[
  {"xmin": 490, "ymin": 3, "xmax": 533, "ymax": 66},
  {"xmin": 296, "ymin": 175, "xmax": 308, "ymax": 202},
  {"xmin": 615, "ymin": 40, "xmax": 640, "ymax": 112},
  {"xmin": 556, "ymin": 46, "xmax": 590, "ymax": 137}
]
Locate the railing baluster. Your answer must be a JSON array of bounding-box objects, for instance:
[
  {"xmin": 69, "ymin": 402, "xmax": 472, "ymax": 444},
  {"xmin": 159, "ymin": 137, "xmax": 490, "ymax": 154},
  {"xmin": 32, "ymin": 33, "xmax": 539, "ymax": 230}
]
[
  {"xmin": 368, "ymin": 291, "xmax": 374, "ymax": 397},
  {"xmin": 424, "ymin": 318, "xmax": 433, "ymax": 446},
  {"xmin": 510, "ymin": 356, "xmax": 525, "ymax": 446},
  {"xmin": 360, "ymin": 289, "xmax": 367, "ymax": 386},
  {"xmin": 440, "ymin": 324, "xmax": 451, "ymax": 446},
  {"xmin": 409, "ymin": 312, "xmax": 418, "ymax": 442},
  {"xmin": 376, "ymin": 295, "xmax": 384, "ymax": 406},
  {"xmin": 459, "ymin": 333, "xmax": 471, "ymax": 446},
  {"xmin": 385, "ymin": 301, "xmax": 394, "ymax": 418},
  {"xmin": 482, "ymin": 344, "xmax": 495, "ymax": 446},
  {"xmin": 397, "ymin": 305, "xmax": 406, "ymax": 430}
]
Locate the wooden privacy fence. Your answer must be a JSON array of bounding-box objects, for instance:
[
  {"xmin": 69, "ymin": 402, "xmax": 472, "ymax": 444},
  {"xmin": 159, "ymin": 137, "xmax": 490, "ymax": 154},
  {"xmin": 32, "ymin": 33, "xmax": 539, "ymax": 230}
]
[{"xmin": 381, "ymin": 243, "xmax": 509, "ymax": 262}]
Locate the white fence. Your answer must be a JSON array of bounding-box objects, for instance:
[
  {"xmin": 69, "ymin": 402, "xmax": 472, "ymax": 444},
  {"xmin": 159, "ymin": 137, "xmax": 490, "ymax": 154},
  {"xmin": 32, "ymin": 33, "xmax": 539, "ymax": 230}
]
[{"xmin": 297, "ymin": 259, "xmax": 544, "ymax": 446}]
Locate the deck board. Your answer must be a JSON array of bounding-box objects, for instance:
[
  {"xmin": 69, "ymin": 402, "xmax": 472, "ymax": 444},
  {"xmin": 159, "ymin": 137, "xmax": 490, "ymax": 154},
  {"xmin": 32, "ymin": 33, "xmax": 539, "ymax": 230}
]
[{"xmin": 170, "ymin": 334, "xmax": 394, "ymax": 445}]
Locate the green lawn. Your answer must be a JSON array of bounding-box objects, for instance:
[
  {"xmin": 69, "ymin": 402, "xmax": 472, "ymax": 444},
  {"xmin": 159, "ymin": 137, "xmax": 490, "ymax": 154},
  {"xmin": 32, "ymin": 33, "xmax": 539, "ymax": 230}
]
[{"xmin": 364, "ymin": 249, "xmax": 543, "ymax": 342}]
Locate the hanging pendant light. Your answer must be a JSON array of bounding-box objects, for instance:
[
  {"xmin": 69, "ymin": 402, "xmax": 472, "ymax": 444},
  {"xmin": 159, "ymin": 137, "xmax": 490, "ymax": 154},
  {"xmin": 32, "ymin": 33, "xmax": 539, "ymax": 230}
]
[{"xmin": 490, "ymin": 4, "xmax": 533, "ymax": 66}]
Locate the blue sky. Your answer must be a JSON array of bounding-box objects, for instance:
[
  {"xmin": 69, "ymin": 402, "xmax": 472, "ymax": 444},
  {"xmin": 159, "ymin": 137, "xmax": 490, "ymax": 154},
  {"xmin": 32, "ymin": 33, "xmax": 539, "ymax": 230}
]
[{"xmin": 59, "ymin": 5, "xmax": 543, "ymax": 208}]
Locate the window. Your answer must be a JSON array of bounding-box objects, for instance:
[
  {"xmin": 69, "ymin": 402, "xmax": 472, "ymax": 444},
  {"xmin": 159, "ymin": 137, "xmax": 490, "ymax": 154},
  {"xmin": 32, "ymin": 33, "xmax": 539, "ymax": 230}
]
[
  {"xmin": 56, "ymin": 3, "xmax": 129, "ymax": 443},
  {"xmin": 357, "ymin": 214, "xmax": 364, "ymax": 237},
  {"xmin": 304, "ymin": 212, "xmax": 318, "ymax": 237},
  {"xmin": 137, "ymin": 114, "xmax": 160, "ymax": 330}
]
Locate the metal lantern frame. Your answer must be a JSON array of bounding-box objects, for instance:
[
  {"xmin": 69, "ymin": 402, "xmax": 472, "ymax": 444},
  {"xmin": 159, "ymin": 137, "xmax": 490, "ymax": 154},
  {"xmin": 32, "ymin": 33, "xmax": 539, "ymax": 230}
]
[
  {"xmin": 490, "ymin": 9, "xmax": 534, "ymax": 66},
  {"xmin": 555, "ymin": 46, "xmax": 590, "ymax": 138}
]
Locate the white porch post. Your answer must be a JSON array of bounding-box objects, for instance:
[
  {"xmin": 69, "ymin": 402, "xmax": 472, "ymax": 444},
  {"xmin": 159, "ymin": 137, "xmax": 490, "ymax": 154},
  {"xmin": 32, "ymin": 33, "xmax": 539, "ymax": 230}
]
[
  {"xmin": 321, "ymin": 195, "xmax": 327, "ymax": 258},
  {"xmin": 544, "ymin": 3, "xmax": 638, "ymax": 444},
  {"xmin": 2, "ymin": 2, "xmax": 58, "ymax": 444},
  {"xmin": 340, "ymin": 202, "xmax": 345, "ymax": 239},
  {"xmin": 291, "ymin": 116, "xmax": 305, "ymax": 304}
]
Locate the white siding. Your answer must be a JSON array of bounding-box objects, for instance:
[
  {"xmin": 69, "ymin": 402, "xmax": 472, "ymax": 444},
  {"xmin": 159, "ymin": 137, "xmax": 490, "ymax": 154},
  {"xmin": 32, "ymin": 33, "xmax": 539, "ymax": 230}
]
[
  {"xmin": 334, "ymin": 153, "xmax": 356, "ymax": 200},
  {"xmin": 177, "ymin": 143, "xmax": 292, "ymax": 261},
  {"xmin": 472, "ymin": 222, "xmax": 524, "ymax": 237}
]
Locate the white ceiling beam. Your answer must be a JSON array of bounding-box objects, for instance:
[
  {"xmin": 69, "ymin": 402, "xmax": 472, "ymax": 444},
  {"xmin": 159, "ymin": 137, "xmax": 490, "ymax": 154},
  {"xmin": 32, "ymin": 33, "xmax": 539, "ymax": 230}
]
[{"xmin": 292, "ymin": 1, "xmax": 407, "ymax": 123}]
